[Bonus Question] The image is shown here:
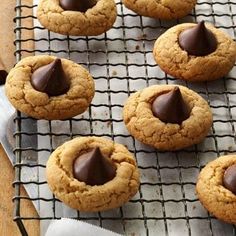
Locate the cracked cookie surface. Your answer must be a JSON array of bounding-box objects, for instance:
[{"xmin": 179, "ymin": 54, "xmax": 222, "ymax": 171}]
[
  {"xmin": 196, "ymin": 155, "xmax": 236, "ymax": 224},
  {"xmin": 46, "ymin": 136, "xmax": 140, "ymax": 211},
  {"xmin": 153, "ymin": 23, "xmax": 236, "ymax": 82},
  {"xmin": 37, "ymin": 0, "xmax": 117, "ymax": 36},
  {"xmin": 123, "ymin": 85, "xmax": 212, "ymax": 151},
  {"xmin": 122, "ymin": 0, "xmax": 196, "ymax": 19},
  {"xmin": 5, "ymin": 55, "xmax": 95, "ymax": 120}
]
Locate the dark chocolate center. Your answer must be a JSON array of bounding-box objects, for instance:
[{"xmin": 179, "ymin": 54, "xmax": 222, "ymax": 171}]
[
  {"xmin": 0, "ymin": 70, "xmax": 8, "ymax": 85},
  {"xmin": 223, "ymin": 164, "xmax": 236, "ymax": 194},
  {"xmin": 60, "ymin": 0, "xmax": 97, "ymax": 12},
  {"xmin": 151, "ymin": 87, "xmax": 191, "ymax": 124},
  {"xmin": 73, "ymin": 147, "xmax": 117, "ymax": 186},
  {"xmin": 31, "ymin": 58, "xmax": 70, "ymax": 96},
  {"xmin": 178, "ymin": 21, "xmax": 217, "ymax": 56}
]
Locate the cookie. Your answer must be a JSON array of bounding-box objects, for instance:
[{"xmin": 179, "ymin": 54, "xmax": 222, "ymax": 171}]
[
  {"xmin": 37, "ymin": 0, "xmax": 117, "ymax": 36},
  {"xmin": 123, "ymin": 85, "xmax": 212, "ymax": 151},
  {"xmin": 5, "ymin": 55, "xmax": 95, "ymax": 120},
  {"xmin": 196, "ymin": 155, "xmax": 236, "ymax": 224},
  {"xmin": 122, "ymin": 0, "xmax": 196, "ymax": 20},
  {"xmin": 46, "ymin": 136, "xmax": 140, "ymax": 212},
  {"xmin": 153, "ymin": 22, "xmax": 236, "ymax": 82}
]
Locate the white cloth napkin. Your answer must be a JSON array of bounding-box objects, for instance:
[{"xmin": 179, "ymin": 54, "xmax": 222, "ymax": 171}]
[{"xmin": 45, "ymin": 218, "xmax": 122, "ymax": 236}]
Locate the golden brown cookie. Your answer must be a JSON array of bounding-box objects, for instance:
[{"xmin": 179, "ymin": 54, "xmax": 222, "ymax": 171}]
[
  {"xmin": 123, "ymin": 85, "xmax": 213, "ymax": 151},
  {"xmin": 153, "ymin": 22, "xmax": 236, "ymax": 82},
  {"xmin": 5, "ymin": 55, "xmax": 95, "ymax": 120},
  {"xmin": 37, "ymin": 0, "xmax": 117, "ymax": 36},
  {"xmin": 196, "ymin": 155, "xmax": 236, "ymax": 224},
  {"xmin": 46, "ymin": 136, "xmax": 140, "ymax": 212},
  {"xmin": 123, "ymin": 0, "xmax": 197, "ymax": 20}
]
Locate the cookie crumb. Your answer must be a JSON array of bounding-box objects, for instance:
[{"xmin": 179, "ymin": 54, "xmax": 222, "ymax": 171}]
[
  {"xmin": 135, "ymin": 45, "xmax": 140, "ymax": 50},
  {"xmin": 224, "ymin": 146, "xmax": 235, "ymax": 155},
  {"xmin": 192, "ymin": 205, "xmax": 196, "ymax": 210},
  {"xmin": 107, "ymin": 121, "xmax": 111, "ymax": 128},
  {"xmin": 138, "ymin": 34, "xmax": 147, "ymax": 40},
  {"xmin": 112, "ymin": 70, "xmax": 117, "ymax": 76}
]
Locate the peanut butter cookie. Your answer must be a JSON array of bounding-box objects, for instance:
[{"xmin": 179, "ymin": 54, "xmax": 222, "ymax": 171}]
[
  {"xmin": 123, "ymin": 0, "xmax": 197, "ymax": 20},
  {"xmin": 196, "ymin": 155, "xmax": 236, "ymax": 224},
  {"xmin": 153, "ymin": 22, "xmax": 236, "ymax": 82},
  {"xmin": 37, "ymin": 0, "xmax": 117, "ymax": 36},
  {"xmin": 46, "ymin": 136, "xmax": 140, "ymax": 212},
  {"xmin": 5, "ymin": 55, "xmax": 95, "ymax": 120},
  {"xmin": 123, "ymin": 85, "xmax": 212, "ymax": 151}
]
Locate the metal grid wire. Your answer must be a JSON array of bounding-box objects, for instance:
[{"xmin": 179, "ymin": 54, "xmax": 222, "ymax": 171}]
[{"xmin": 13, "ymin": 0, "xmax": 236, "ymax": 235}]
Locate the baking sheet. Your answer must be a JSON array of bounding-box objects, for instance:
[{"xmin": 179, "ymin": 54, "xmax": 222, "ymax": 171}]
[{"xmin": 15, "ymin": 0, "xmax": 236, "ymax": 235}]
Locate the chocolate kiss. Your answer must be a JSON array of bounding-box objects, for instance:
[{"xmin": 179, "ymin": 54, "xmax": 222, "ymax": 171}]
[
  {"xmin": 178, "ymin": 21, "xmax": 217, "ymax": 56},
  {"xmin": 31, "ymin": 59, "xmax": 70, "ymax": 96},
  {"xmin": 60, "ymin": 0, "xmax": 97, "ymax": 12},
  {"xmin": 152, "ymin": 87, "xmax": 191, "ymax": 124},
  {"xmin": 223, "ymin": 164, "xmax": 236, "ymax": 194},
  {"xmin": 0, "ymin": 70, "xmax": 8, "ymax": 85},
  {"xmin": 73, "ymin": 147, "xmax": 117, "ymax": 186}
]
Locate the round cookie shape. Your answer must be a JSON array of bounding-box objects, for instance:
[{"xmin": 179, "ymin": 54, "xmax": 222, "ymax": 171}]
[
  {"xmin": 122, "ymin": 0, "xmax": 196, "ymax": 20},
  {"xmin": 196, "ymin": 155, "xmax": 236, "ymax": 224},
  {"xmin": 37, "ymin": 0, "xmax": 117, "ymax": 36},
  {"xmin": 153, "ymin": 23, "xmax": 236, "ymax": 82},
  {"xmin": 46, "ymin": 137, "xmax": 140, "ymax": 212},
  {"xmin": 5, "ymin": 55, "xmax": 95, "ymax": 120},
  {"xmin": 123, "ymin": 85, "xmax": 213, "ymax": 151}
]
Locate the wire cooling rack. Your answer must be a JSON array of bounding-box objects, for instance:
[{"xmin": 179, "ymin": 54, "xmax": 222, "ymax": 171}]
[{"xmin": 13, "ymin": 0, "xmax": 236, "ymax": 235}]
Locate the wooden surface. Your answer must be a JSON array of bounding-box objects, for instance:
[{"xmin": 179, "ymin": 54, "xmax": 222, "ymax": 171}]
[
  {"xmin": 0, "ymin": 0, "xmax": 39, "ymax": 235},
  {"xmin": 0, "ymin": 146, "xmax": 39, "ymax": 236},
  {"xmin": 0, "ymin": 0, "xmax": 34, "ymax": 72}
]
